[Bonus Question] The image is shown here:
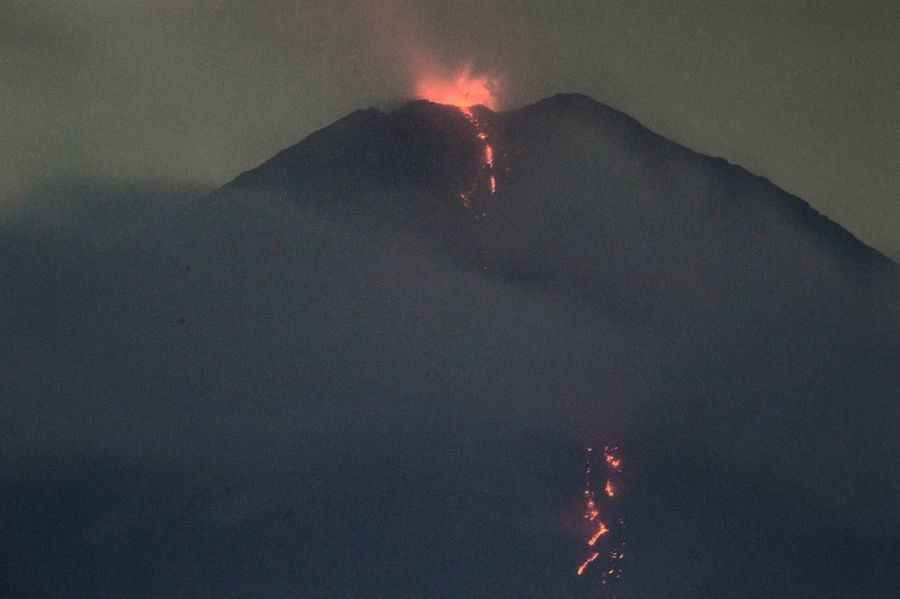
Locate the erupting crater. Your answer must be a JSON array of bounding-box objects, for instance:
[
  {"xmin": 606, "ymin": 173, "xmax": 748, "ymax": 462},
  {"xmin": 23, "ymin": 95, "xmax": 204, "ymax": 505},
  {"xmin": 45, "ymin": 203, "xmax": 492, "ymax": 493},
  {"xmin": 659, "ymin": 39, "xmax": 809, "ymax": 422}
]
[{"xmin": 414, "ymin": 67, "xmax": 498, "ymax": 111}]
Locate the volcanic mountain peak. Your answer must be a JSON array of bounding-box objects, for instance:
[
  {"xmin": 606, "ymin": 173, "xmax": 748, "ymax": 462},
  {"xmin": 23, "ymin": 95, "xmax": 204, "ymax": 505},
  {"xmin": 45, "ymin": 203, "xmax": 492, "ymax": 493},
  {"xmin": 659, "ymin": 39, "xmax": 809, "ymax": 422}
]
[
  {"xmin": 222, "ymin": 93, "xmax": 895, "ymax": 302},
  {"xmin": 226, "ymin": 94, "xmax": 621, "ymax": 192}
]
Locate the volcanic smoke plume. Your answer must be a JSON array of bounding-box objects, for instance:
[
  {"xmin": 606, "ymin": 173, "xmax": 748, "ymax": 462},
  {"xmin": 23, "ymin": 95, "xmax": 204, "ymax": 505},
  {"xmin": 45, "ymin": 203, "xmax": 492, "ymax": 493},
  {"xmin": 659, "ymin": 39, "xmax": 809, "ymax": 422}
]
[{"xmin": 415, "ymin": 66, "xmax": 499, "ymax": 111}]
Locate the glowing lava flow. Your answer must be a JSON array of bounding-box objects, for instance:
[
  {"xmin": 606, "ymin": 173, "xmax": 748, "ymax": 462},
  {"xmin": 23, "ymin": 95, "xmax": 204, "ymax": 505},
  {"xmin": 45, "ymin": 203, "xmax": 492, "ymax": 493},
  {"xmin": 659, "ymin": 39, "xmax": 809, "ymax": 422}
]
[
  {"xmin": 415, "ymin": 68, "xmax": 499, "ymax": 210},
  {"xmin": 588, "ymin": 521, "xmax": 610, "ymax": 546},
  {"xmin": 604, "ymin": 479, "xmax": 616, "ymax": 498},
  {"xmin": 457, "ymin": 108, "xmax": 498, "ymax": 210},
  {"xmin": 484, "ymin": 144, "xmax": 494, "ymax": 168},
  {"xmin": 604, "ymin": 449, "xmax": 622, "ymax": 471},
  {"xmin": 577, "ymin": 552, "xmax": 601, "ymax": 576},
  {"xmin": 577, "ymin": 445, "xmax": 627, "ymax": 589}
]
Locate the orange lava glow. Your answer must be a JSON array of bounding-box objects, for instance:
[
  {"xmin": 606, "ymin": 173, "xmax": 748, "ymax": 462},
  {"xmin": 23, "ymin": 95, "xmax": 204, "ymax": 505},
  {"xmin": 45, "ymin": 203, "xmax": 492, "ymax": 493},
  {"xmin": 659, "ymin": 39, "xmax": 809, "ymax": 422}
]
[
  {"xmin": 415, "ymin": 68, "xmax": 497, "ymax": 110},
  {"xmin": 444, "ymin": 90, "xmax": 499, "ymax": 205},
  {"xmin": 604, "ymin": 448, "xmax": 622, "ymax": 471},
  {"xmin": 577, "ymin": 552, "xmax": 601, "ymax": 576},
  {"xmin": 605, "ymin": 480, "xmax": 615, "ymax": 497},
  {"xmin": 588, "ymin": 522, "xmax": 610, "ymax": 546},
  {"xmin": 577, "ymin": 445, "xmax": 627, "ymax": 585}
]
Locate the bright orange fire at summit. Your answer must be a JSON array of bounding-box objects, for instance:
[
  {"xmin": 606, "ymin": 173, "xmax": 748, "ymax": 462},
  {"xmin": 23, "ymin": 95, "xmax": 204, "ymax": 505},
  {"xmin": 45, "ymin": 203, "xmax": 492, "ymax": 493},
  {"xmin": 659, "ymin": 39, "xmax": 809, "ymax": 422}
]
[
  {"xmin": 604, "ymin": 449, "xmax": 622, "ymax": 471},
  {"xmin": 414, "ymin": 67, "xmax": 497, "ymax": 110}
]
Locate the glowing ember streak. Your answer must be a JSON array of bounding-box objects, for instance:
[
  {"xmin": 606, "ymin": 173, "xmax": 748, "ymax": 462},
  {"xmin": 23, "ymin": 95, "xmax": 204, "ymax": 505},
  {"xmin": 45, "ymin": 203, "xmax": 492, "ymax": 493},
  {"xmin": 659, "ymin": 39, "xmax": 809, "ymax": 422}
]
[
  {"xmin": 461, "ymin": 112, "xmax": 497, "ymax": 195},
  {"xmin": 588, "ymin": 522, "xmax": 610, "ymax": 546},
  {"xmin": 484, "ymin": 144, "xmax": 494, "ymax": 168},
  {"xmin": 605, "ymin": 479, "xmax": 615, "ymax": 497},
  {"xmin": 604, "ymin": 447, "xmax": 622, "ymax": 471},
  {"xmin": 444, "ymin": 96, "xmax": 499, "ymax": 207},
  {"xmin": 577, "ymin": 444, "xmax": 628, "ymax": 587},
  {"xmin": 577, "ymin": 552, "xmax": 600, "ymax": 576}
]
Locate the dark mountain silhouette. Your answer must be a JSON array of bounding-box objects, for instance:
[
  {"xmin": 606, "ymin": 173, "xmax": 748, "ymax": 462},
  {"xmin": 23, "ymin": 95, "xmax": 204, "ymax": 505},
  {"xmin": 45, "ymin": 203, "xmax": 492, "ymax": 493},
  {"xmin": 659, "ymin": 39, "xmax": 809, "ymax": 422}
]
[
  {"xmin": 225, "ymin": 94, "xmax": 898, "ymax": 331},
  {"xmin": 3, "ymin": 94, "xmax": 899, "ymax": 597}
]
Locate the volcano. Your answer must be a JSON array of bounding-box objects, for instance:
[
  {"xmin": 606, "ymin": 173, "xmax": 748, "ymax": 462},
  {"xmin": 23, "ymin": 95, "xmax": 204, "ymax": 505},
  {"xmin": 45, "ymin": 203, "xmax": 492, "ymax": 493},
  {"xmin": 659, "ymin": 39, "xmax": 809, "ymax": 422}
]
[{"xmin": 4, "ymin": 94, "xmax": 900, "ymax": 597}]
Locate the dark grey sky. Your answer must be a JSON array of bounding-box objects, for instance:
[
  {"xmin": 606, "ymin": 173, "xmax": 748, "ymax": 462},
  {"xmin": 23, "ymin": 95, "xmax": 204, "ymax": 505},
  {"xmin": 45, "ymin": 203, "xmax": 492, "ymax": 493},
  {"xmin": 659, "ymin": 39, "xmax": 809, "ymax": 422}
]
[{"xmin": 3, "ymin": 0, "xmax": 898, "ymax": 258}]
